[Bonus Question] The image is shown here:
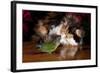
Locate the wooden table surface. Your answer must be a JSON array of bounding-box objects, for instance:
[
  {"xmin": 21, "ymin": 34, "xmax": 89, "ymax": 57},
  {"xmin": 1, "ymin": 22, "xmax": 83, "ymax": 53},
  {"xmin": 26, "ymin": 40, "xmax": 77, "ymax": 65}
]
[{"xmin": 23, "ymin": 41, "xmax": 90, "ymax": 63}]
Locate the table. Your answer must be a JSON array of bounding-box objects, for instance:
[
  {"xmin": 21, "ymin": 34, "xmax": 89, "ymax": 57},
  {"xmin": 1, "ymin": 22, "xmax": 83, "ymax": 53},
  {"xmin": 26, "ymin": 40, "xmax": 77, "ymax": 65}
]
[{"xmin": 23, "ymin": 41, "xmax": 90, "ymax": 63}]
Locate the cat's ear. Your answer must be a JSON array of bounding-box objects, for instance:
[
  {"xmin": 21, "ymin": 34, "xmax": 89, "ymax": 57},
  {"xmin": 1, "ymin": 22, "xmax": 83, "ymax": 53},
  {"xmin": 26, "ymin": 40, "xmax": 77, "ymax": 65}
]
[
  {"xmin": 66, "ymin": 25, "xmax": 69, "ymax": 31},
  {"xmin": 65, "ymin": 25, "xmax": 69, "ymax": 34},
  {"xmin": 75, "ymin": 29, "xmax": 85, "ymax": 38}
]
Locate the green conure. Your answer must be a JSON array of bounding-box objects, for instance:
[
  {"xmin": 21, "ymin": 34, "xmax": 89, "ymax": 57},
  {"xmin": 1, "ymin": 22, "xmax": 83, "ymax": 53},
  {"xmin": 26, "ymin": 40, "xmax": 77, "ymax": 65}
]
[{"xmin": 39, "ymin": 36, "xmax": 60, "ymax": 54}]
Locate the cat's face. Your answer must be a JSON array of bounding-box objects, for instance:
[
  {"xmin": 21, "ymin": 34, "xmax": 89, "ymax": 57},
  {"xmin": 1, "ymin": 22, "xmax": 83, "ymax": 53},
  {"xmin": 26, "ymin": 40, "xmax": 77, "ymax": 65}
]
[{"xmin": 33, "ymin": 13, "xmax": 85, "ymax": 44}]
